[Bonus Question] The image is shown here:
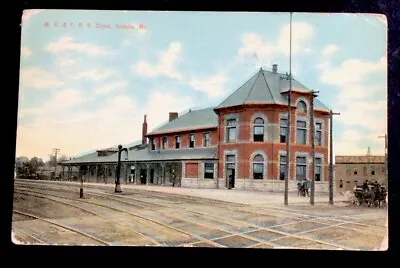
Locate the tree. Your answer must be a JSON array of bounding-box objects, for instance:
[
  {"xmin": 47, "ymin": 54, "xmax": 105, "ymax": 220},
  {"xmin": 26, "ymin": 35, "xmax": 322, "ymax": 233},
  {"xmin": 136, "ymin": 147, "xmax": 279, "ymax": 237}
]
[{"xmin": 29, "ymin": 157, "xmax": 44, "ymax": 172}]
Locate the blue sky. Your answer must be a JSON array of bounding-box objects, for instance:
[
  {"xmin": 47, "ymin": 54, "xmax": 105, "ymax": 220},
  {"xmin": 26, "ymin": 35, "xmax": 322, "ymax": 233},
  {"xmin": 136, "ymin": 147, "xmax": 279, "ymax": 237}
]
[{"xmin": 17, "ymin": 10, "xmax": 387, "ymax": 160}]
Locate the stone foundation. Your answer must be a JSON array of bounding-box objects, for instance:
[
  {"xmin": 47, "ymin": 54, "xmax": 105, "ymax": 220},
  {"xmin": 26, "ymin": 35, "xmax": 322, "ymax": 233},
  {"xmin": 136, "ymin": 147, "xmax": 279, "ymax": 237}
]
[{"xmin": 181, "ymin": 177, "xmax": 330, "ymax": 193}]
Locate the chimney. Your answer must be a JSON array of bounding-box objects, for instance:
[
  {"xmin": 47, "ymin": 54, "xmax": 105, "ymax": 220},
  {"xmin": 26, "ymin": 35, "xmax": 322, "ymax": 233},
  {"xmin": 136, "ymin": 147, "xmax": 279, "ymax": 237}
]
[
  {"xmin": 272, "ymin": 64, "xmax": 278, "ymax": 73},
  {"xmin": 169, "ymin": 112, "xmax": 178, "ymax": 122},
  {"xmin": 142, "ymin": 114, "xmax": 147, "ymax": 145}
]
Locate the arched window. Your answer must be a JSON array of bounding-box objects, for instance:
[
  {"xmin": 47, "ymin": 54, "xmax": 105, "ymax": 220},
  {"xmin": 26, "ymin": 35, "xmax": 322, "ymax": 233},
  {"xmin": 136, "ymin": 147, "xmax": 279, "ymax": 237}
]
[
  {"xmin": 253, "ymin": 117, "xmax": 264, "ymax": 142},
  {"xmin": 253, "ymin": 154, "xmax": 264, "ymax": 180},
  {"xmin": 297, "ymin": 100, "xmax": 307, "ymax": 113}
]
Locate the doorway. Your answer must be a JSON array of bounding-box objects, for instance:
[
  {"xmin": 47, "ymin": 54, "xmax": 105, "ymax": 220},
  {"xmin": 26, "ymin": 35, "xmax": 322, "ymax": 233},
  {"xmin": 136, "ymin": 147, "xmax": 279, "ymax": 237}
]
[
  {"xmin": 150, "ymin": 169, "xmax": 154, "ymax": 184},
  {"xmin": 227, "ymin": 168, "xmax": 235, "ymax": 189},
  {"xmin": 140, "ymin": 169, "xmax": 147, "ymax": 184}
]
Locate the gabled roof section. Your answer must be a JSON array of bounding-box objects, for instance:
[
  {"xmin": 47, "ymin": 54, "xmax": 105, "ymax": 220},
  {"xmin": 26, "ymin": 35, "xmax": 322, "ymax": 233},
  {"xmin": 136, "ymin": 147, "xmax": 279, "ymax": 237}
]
[
  {"xmin": 147, "ymin": 107, "xmax": 218, "ymax": 135},
  {"xmin": 215, "ymin": 68, "xmax": 330, "ymax": 112}
]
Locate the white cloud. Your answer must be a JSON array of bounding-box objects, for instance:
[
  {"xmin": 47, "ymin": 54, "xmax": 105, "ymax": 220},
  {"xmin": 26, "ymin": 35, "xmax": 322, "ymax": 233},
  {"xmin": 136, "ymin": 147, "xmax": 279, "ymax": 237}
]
[
  {"xmin": 15, "ymin": 90, "xmax": 195, "ymax": 160},
  {"xmin": 132, "ymin": 41, "xmax": 183, "ymax": 80},
  {"xmin": 19, "ymin": 88, "xmax": 86, "ymax": 117},
  {"xmin": 319, "ymin": 56, "xmax": 387, "ymax": 155},
  {"xmin": 45, "ymin": 36, "xmax": 110, "ymax": 56},
  {"xmin": 95, "ymin": 81, "xmax": 128, "ymax": 95},
  {"xmin": 20, "ymin": 67, "xmax": 63, "ymax": 89},
  {"xmin": 322, "ymin": 44, "xmax": 338, "ymax": 55},
  {"xmin": 187, "ymin": 72, "xmax": 228, "ymax": 98},
  {"xmin": 321, "ymin": 57, "xmax": 386, "ymax": 85},
  {"xmin": 21, "ymin": 45, "xmax": 32, "ymax": 58},
  {"xmin": 238, "ymin": 21, "xmax": 315, "ymax": 63},
  {"xmin": 56, "ymin": 56, "xmax": 75, "ymax": 67},
  {"xmin": 74, "ymin": 68, "xmax": 116, "ymax": 81},
  {"xmin": 21, "ymin": 9, "xmax": 43, "ymax": 24}
]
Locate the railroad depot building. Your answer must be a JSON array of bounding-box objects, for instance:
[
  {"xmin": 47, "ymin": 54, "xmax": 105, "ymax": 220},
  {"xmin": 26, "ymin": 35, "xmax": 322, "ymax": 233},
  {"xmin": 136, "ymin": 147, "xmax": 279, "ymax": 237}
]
[
  {"xmin": 335, "ymin": 149, "xmax": 387, "ymax": 193},
  {"xmin": 62, "ymin": 65, "xmax": 332, "ymax": 192}
]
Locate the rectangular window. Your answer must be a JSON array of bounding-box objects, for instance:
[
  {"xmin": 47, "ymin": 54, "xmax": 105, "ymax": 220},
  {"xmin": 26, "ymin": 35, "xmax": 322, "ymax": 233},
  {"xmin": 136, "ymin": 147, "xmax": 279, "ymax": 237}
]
[
  {"xmin": 280, "ymin": 155, "xmax": 287, "ymax": 180},
  {"xmin": 315, "ymin": 122, "xmax": 322, "ymax": 146},
  {"xmin": 371, "ymin": 166, "xmax": 375, "ymax": 176},
  {"xmin": 175, "ymin": 136, "xmax": 181, "ymax": 149},
  {"xmin": 346, "ymin": 167, "xmax": 351, "ymax": 175},
  {"xmin": 189, "ymin": 134, "xmax": 195, "ymax": 148},
  {"xmin": 226, "ymin": 119, "xmax": 237, "ymax": 142},
  {"xmin": 226, "ymin": 155, "xmax": 235, "ymax": 169},
  {"xmin": 151, "ymin": 138, "xmax": 156, "ymax": 151},
  {"xmin": 296, "ymin": 156, "xmax": 306, "ymax": 181},
  {"xmin": 204, "ymin": 163, "xmax": 214, "ymax": 179},
  {"xmin": 253, "ymin": 163, "xmax": 263, "ymax": 180},
  {"xmin": 296, "ymin": 120, "xmax": 307, "ymax": 144},
  {"xmin": 203, "ymin": 132, "xmax": 210, "ymax": 147},
  {"xmin": 339, "ymin": 180, "xmax": 343, "ymax": 188},
  {"xmin": 354, "ymin": 168, "xmax": 358, "ymax": 175},
  {"xmin": 382, "ymin": 166, "xmax": 385, "ymax": 173},
  {"xmin": 280, "ymin": 118, "xmax": 288, "ymax": 143},
  {"xmin": 162, "ymin": 137, "xmax": 167, "ymax": 149},
  {"xmin": 315, "ymin": 157, "xmax": 322, "ymax": 181},
  {"xmin": 254, "ymin": 126, "xmax": 264, "ymax": 142},
  {"xmin": 363, "ymin": 166, "xmax": 367, "ymax": 176}
]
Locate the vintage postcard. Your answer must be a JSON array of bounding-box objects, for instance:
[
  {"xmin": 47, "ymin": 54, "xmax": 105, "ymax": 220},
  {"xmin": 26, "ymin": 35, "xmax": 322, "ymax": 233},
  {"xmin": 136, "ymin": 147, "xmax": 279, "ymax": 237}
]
[{"xmin": 13, "ymin": 10, "xmax": 388, "ymax": 250}]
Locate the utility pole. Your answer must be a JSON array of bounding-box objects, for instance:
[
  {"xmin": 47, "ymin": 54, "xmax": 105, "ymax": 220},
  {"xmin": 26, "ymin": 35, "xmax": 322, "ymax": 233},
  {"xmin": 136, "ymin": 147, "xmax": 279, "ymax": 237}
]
[
  {"xmin": 283, "ymin": 12, "xmax": 293, "ymax": 206},
  {"xmin": 51, "ymin": 148, "xmax": 60, "ymax": 179},
  {"xmin": 378, "ymin": 134, "xmax": 388, "ymax": 187},
  {"xmin": 329, "ymin": 111, "xmax": 340, "ymax": 205},
  {"xmin": 310, "ymin": 90, "xmax": 319, "ymax": 205}
]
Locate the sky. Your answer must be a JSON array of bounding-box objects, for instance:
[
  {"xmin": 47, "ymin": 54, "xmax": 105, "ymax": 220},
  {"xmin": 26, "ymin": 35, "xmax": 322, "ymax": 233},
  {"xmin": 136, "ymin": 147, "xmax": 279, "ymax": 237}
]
[{"xmin": 17, "ymin": 10, "xmax": 387, "ymax": 161}]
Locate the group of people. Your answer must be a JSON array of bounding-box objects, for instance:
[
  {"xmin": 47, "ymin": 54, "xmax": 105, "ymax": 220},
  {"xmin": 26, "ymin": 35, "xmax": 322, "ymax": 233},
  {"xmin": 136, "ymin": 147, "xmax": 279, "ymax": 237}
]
[{"xmin": 297, "ymin": 179, "xmax": 310, "ymax": 197}]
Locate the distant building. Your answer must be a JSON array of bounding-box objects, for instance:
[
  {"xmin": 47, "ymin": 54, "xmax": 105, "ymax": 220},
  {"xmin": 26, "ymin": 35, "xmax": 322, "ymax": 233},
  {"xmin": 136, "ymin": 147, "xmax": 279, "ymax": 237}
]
[
  {"xmin": 62, "ymin": 65, "xmax": 332, "ymax": 192},
  {"xmin": 335, "ymin": 148, "xmax": 386, "ymax": 193}
]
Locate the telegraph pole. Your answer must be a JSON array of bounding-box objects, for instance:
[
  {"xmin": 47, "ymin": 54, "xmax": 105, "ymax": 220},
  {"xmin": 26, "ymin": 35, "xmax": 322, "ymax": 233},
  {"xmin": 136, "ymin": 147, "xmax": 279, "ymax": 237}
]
[
  {"xmin": 310, "ymin": 90, "xmax": 319, "ymax": 205},
  {"xmin": 329, "ymin": 111, "xmax": 340, "ymax": 205},
  {"xmin": 284, "ymin": 12, "xmax": 293, "ymax": 206},
  {"xmin": 52, "ymin": 148, "xmax": 60, "ymax": 179},
  {"xmin": 378, "ymin": 134, "xmax": 388, "ymax": 187}
]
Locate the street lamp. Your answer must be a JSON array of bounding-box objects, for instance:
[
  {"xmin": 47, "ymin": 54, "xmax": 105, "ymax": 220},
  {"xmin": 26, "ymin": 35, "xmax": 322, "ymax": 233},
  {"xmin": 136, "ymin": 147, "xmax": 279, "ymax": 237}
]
[
  {"xmin": 115, "ymin": 144, "xmax": 128, "ymax": 193},
  {"xmin": 329, "ymin": 111, "xmax": 340, "ymax": 205}
]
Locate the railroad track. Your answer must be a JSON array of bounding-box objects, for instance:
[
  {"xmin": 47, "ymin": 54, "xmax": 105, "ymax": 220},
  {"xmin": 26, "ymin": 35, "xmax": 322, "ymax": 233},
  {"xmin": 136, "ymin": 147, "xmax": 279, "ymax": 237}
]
[
  {"xmin": 14, "ymin": 188, "xmax": 226, "ymax": 247},
  {"xmin": 14, "ymin": 183, "xmax": 357, "ymax": 249},
  {"xmin": 12, "ymin": 210, "xmax": 111, "ymax": 245}
]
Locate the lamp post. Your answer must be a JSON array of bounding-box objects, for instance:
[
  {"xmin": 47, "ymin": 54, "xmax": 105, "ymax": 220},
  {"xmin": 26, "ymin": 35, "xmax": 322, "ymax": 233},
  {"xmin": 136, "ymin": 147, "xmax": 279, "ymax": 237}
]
[
  {"xmin": 115, "ymin": 144, "xmax": 128, "ymax": 193},
  {"xmin": 329, "ymin": 110, "xmax": 340, "ymax": 205}
]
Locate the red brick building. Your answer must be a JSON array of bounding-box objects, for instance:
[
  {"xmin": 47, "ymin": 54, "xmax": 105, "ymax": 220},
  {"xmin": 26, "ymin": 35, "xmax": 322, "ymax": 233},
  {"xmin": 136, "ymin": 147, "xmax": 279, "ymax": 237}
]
[{"xmin": 63, "ymin": 65, "xmax": 331, "ymax": 192}]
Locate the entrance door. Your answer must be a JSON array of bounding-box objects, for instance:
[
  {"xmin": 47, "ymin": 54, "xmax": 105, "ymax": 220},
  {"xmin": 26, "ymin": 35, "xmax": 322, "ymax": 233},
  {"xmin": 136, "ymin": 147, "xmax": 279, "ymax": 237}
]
[
  {"xmin": 140, "ymin": 169, "xmax": 147, "ymax": 184},
  {"xmin": 150, "ymin": 169, "xmax": 154, "ymax": 184},
  {"xmin": 227, "ymin": 168, "xmax": 235, "ymax": 189}
]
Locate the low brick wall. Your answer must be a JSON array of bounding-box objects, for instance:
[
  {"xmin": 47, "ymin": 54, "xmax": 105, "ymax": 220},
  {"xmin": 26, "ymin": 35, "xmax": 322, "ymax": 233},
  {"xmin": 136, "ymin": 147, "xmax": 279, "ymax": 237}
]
[{"xmin": 182, "ymin": 177, "xmax": 330, "ymax": 193}]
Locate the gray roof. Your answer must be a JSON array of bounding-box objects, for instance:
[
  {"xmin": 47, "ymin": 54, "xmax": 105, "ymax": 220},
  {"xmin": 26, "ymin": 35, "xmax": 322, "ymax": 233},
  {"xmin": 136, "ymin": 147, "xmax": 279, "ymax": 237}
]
[
  {"xmin": 148, "ymin": 107, "xmax": 218, "ymax": 135},
  {"xmin": 62, "ymin": 145, "xmax": 217, "ymax": 165},
  {"xmin": 216, "ymin": 69, "xmax": 330, "ymax": 112}
]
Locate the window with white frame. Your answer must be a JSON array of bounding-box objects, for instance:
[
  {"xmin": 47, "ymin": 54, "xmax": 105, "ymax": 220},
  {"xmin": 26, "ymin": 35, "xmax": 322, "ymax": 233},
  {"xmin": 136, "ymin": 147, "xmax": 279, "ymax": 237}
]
[
  {"xmin": 151, "ymin": 137, "xmax": 156, "ymax": 151},
  {"xmin": 297, "ymin": 100, "xmax": 307, "ymax": 113},
  {"xmin": 296, "ymin": 120, "xmax": 307, "ymax": 144},
  {"xmin": 253, "ymin": 154, "xmax": 264, "ymax": 179},
  {"xmin": 253, "ymin": 117, "xmax": 264, "ymax": 142},
  {"xmin": 315, "ymin": 122, "xmax": 322, "ymax": 146},
  {"xmin": 204, "ymin": 163, "xmax": 214, "ymax": 179},
  {"xmin": 296, "ymin": 156, "xmax": 307, "ymax": 181},
  {"xmin": 175, "ymin": 136, "xmax": 181, "ymax": 149},
  {"xmin": 162, "ymin": 136, "xmax": 167, "ymax": 149},
  {"xmin": 189, "ymin": 133, "xmax": 195, "ymax": 148},
  {"xmin": 226, "ymin": 119, "xmax": 237, "ymax": 142},
  {"xmin": 280, "ymin": 118, "xmax": 288, "ymax": 143},
  {"xmin": 203, "ymin": 132, "xmax": 210, "ymax": 147},
  {"xmin": 315, "ymin": 157, "xmax": 322, "ymax": 181},
  {"xmin": 279, "ymin": 155, "xmax": 287, "ymax": 180}
]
